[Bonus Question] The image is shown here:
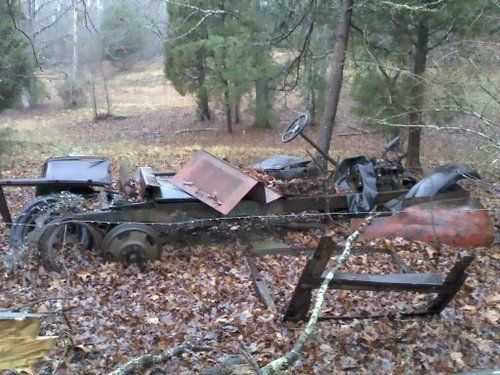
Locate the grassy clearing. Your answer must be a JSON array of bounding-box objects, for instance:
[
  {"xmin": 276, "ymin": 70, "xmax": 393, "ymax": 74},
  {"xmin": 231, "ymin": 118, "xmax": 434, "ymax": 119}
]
[{"xmin": 0, "ymin": 59, "xmax": 497, "ymax": 180}]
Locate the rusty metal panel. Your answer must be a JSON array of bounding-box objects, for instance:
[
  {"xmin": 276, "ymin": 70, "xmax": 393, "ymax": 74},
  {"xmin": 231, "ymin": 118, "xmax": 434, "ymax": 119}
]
[
  {"xmin": 352, "ymin": 197, "xmax": 495, "ymax": 248},
  {"xmin": 170, "ymin": 150, "xmax": 282, "ymax": 215}
]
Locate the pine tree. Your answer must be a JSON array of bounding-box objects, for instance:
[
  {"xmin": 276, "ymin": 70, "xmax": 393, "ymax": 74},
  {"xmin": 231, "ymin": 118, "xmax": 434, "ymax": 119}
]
[
  {"xmin": 350, "ymin": 0, "xmax": 496, "ymax": 171},
  {"xmin": 0, "ymin": 0, "xmax": 33, "ymax": 110},
  {"xmin": 164, "ymin": 1, "xmax": 216, "ymax": 122},
  {"xmin": 164, "ymin": 0, "xmax": 280, "ymax": 129}
]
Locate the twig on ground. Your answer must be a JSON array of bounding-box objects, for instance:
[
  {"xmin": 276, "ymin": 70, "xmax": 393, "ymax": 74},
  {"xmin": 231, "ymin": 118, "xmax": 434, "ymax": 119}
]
[
  {"xmin": 173, "ymin": 128, "xmax": 217, "ymax": 135},
  {"xmin": 11, "ymin": 297, "xmax": 71, "ymax": 312},
  {"xmin": 107, "ymin": 343, "xmax": 212, "ymax": 375},
  {"xmin": 260, "ymin": 213, "xmax": 379, "ymax": 375}
]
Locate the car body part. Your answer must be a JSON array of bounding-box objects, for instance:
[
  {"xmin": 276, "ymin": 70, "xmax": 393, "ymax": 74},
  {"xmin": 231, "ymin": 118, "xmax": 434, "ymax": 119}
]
[
  {"xmin": 170, "ymin": 150, "xmax": 282, "ymax": 215},
  {"xmin": 352, "ymin": 197, "xmax": 495, "ymax": 248},
  {"xmin": 333, "ymin": 155, "xmax": 418, "ymax": 213},
  {"xmin": 251, "ymin": 155, "xmax": 320, "ymax": 180},
  {"xmin": 283, "ymin": 236, "xmax": 475, "ymax": 321},
  {"xmin": 9, "ymin": 195, "xmax": 62, "ymax": 246},
  {"xmin": 101, "ymin": 224, "xmax": 161, "ymax": 265},
  {"xmin": 37, "ymin": 218, "xmax": 104, "ymax": 271},
  {"xmin": 280, "ymin": 113, "xmax": 338, "ymax": 167},
  {"xmin": 1, "ymin": 148, "xmax": 490, "ymax": 274},
  {"xmin": 333, "ymin": 156, "xmax": 378, "ymax": 213},
  {"xmin": 251, "ymin": 155, "xmax": 310, "ymax": 171},
  {"xmin": 10, "ymin": 193, "xmax": 94, "ymax": 248},
  {"xmin": 0, "ymin": 156, "xmax": 113, "ymax": 225},
  {"xmin": 386, "ymin": 163, "xmax": 478, "ymax": 212}
]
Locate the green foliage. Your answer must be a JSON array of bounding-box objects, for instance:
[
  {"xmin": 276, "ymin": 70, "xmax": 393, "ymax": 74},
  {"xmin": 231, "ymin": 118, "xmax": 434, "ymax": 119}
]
[
  {"xmin": 0, "ymin": 0, "xmax": 33, "ymax": 110},
  {"xmin": 350, "ymin": 0, "xmax": 495, "ymax": 130},
  {"xmin": 351, "ymin": 69, "xmax": 412, "ymax": 129},
  {"xmin": 99, "ymin": 4, "xmax": 146, "ymax": 64},
  {"xmin": 164, "ymin": 0, "xmax": 279, "ymax": 125}
]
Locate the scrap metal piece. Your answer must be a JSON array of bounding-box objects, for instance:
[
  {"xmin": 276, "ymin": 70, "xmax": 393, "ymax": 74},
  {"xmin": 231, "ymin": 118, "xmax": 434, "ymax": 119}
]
[
  {"xmin": 382, "ymin": 135, "xmax": 401, "ymax": 156},
  {"xmin": 284, "ymin": 236, "xmax": 475, "ymax": 321},
  {"xmin": 136, "ymin": 166, "xmax": 195, "ymax": 202},
  {"xmin": 157, "ymin": 178, "xmax": 197, "ymax": 202},
  {"xmin": 251, "ymin": 154, "xmax": 320, "ymax": 180},
  {"xmin": 387, "ymin": 163, "xmax": 478, "ymax": 211},
  {"xmin": 42, "ymin": 156, "xmax": 112, "ymax": 184},
  {"xmin": 333, "ymin": 156, "xmax": 378, "ymax": 213},
  {"xmin": 353, "ymin": 197, "xmax": 495, "ymax": 247},
  {"xmin": 0, "ymin": 156, "xmax": 112, "ymax": 196},
  {"xmin": 37, "ymin": 218, "xmax": 104, "ymax": 271},
  {"xmin": 170, "ymin": 150, "xmax": 282, "ymax": 215},
  {"xmin": 251, "ymin": 155, "xmax": 310, "ymax": 171},
  {"xmin": 101, "ymin": 223, "xmax": 161, "ymax": 264},
  {"xmin": 0, "ymin": 186, "xmax": 12, "ymax": 226}
]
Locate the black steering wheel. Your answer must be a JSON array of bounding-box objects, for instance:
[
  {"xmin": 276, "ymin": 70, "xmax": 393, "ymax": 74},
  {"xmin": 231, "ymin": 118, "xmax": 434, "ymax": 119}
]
[{"xmin": 281, "ymin": 113, "xmax": 309, "ymax": 143}]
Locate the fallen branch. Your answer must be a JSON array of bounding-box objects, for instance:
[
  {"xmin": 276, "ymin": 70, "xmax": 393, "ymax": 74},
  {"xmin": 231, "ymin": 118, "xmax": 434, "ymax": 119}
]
[
  {"xmin": 260, "ymin": 214, "xmax": 378, "ymax": 375},
  {"xmin": 107, "ymin": 343, "xmax": 212, "ymax": 375},
  {"xmin": 11, "ymin": 297, "xmax": 71, "ymax": 312},
  {"xmin": 141, "ymin": 128, "xmax": 217, "ymax": 140},
  {"xmin": 173, "ymin": 128, "xmax": 217, "ymax": 135}
]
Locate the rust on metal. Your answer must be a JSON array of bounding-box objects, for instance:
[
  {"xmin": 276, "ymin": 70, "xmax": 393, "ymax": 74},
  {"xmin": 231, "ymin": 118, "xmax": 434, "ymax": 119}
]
[
  {"xmin": 352, "ymin": 197, "xmax": 495, "ymax": 248},
  {"xmin": 283, "ymin": 236, "xmax": 475, "ymax": 321},
  {"xmin": 170, "ymin": 150, "xmax": 282, "ymax": 215}
]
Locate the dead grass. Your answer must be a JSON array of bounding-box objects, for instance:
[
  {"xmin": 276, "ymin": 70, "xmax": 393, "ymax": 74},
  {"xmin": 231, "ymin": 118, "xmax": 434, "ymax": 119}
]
[{"xmin": 0, "ymin": 58, "xmax": 497, "ymax": 181}]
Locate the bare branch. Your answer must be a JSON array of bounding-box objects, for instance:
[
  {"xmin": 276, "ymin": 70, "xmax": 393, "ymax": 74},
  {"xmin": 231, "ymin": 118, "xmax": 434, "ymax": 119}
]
[
  {"xmin": 6, "ymin": 0, "xmax": 41, "ymax": 70},
  {"xmin": 376, "ymin": 119, "xmax": 500, "ymax": 149}
]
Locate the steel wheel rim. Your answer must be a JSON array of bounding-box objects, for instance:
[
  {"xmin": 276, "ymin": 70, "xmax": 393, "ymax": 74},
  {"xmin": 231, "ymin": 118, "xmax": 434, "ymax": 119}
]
[{"xmin": 101, "ymin": 224, "xmax": 161, "ymax": 264}]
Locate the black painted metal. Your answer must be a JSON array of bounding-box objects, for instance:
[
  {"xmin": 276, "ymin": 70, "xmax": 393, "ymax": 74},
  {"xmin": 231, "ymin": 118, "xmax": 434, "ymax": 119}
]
[{"xmin": 0, "ymin": 186, "xmax": 12, "ymax": 227}]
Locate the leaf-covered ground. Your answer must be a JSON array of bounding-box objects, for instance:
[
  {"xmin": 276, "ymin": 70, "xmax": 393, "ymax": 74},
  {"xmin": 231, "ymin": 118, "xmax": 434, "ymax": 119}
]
[
  {"xmin": 1, "ymin": 61, "xmax": 498, "ymax": 374},
  {"xmin": 1, "ymin": 170, "xmax": 498, "ymax": 374}
]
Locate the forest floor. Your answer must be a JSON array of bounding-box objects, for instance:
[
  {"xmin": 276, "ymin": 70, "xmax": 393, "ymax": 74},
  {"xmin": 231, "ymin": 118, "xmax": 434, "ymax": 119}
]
[{"xmin": 0, "ymin": 59, "xmax": 498, "ymax": 374}]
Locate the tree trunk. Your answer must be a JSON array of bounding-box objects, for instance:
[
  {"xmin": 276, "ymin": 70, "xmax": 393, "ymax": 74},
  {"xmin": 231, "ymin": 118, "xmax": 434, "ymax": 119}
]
[
  {"xmin": 90, "ymin": 72, "xmax": 97, "ymax": 121},
  {"xmin": 101, "ymin": 66, "xmax": 112, "ymax": 116},
  {"xmin": 224, "ymin": 86, "xmax": 233, "ymax": 133},
  {"xmin": 317, "ymin": 0, "xmax": 354, "ymax": 169},
  {"xmin": 27, "ymin": 0, "xmax": 36, "ymax": 107},
  {"xmin": 196, "ymin": 86, "xmax": 211, "ymax": 121},
  {"xmin": 406, "ymin": 11, "xmax": 429, "ymax": 174},
  {"xmin": 252, "ymin": 1, "xmax": 273, "ymax": 129},
  {"xmin": 70, "ymin": 0, "xmax": 79, "ymax": 108},
  {"xmin": 234, "ymin": 100, "xmax": 241, "ymax": 124},
  {"xmin": 196, "ymin": 49, "xmax": 211, "ymax": 121},
  {"xmin": 253, "ymin": 78, "xmax": 272, "ymax": 128}
]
